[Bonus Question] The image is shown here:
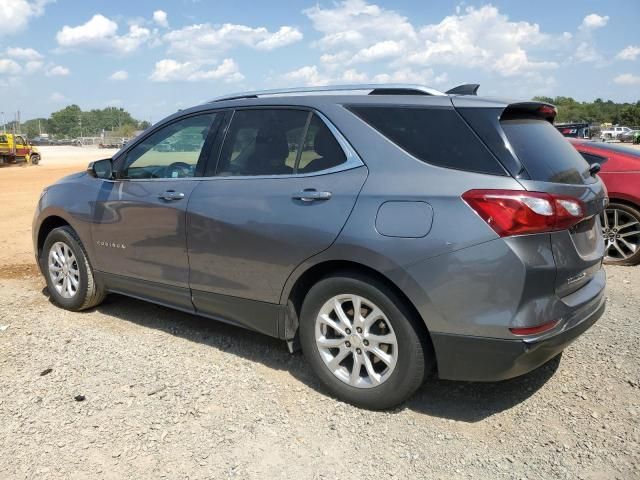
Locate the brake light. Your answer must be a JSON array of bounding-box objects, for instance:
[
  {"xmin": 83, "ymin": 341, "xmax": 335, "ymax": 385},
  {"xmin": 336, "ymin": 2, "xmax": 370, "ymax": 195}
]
[
  {"xmin": 510, "ymin": 319, "xmax": 559, "ymax": 336},
  {"xmin": 538, "ymin": 105, "xmax": 557, "ymax": 119},
  {"xmin": 462, "ymin": 189, "xmax": 584, "ymax": 237}
]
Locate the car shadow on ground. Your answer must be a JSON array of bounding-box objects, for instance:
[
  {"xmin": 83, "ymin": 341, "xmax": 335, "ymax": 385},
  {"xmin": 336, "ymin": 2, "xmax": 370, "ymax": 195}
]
[{"xmin": 46, "ymin": 290, "xmax": 560, "ymax": 423}]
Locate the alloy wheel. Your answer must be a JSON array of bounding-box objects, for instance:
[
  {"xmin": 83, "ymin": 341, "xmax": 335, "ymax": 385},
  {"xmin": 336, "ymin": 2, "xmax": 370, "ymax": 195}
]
[
  {"xmin": 48, "ymin": 241, "xmax": 80, "ymax": 299},
  {"xmin": 601, "ymin": 208, "xmax": 640, "ymax": 262},
  {"xmin": 315, "ymin": 294, "xmax": 398, "ymax": 388}
]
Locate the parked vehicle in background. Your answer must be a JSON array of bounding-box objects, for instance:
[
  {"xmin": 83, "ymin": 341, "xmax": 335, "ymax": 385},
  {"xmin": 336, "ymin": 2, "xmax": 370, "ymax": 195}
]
[
  {"xmin": 555, "ymin": 122, "xmax": 591, "ymax": 139},
  {"xmin": 569, "ymin": 139, "xmax": 640, "ymax": 265},
  {"xmin": 0, "ymin": 133, "xmax": 40, "ymax": 165},
  {"xmin": 600, "ymin": 125, "xmax": 632, "ymax": 140},
  {"xmin": 33, "ymin": 84, "xmax": 607, "ymax": 409},
  {"xmin": 618, "ymin": 129, "xmax": 640, "ymax": 144}
]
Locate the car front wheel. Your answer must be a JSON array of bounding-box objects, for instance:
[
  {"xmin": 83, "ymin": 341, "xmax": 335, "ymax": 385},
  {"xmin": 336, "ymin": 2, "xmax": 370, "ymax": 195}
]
[
  {"xmin": 41, "ymin": 226, "xmax": 106, "ymax": 310},
  {"xmin": 299, "ymin": 273, "xmax": 432, "ymax": 410}
]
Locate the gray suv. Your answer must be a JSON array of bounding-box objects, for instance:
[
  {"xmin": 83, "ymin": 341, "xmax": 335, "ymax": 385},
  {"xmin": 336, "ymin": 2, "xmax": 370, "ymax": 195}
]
[{"xmin": 33, "ymin": 84, "xmax": 607, "ymax": 409}]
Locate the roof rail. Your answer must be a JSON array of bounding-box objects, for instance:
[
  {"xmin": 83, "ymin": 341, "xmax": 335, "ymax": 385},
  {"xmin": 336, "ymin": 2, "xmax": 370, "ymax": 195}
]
[
  {"xmin": 208, "ymin": 84, "xmax": 446, "ymax": 102},
  {"xmin": 445, "ymin": 84, "xmax": 480, "ymax": 96}
]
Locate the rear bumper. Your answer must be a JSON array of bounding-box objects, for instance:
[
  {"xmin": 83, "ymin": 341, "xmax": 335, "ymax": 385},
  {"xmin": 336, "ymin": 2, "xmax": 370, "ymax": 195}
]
[{"xmin": 431, "ymin": 291, "xmax": 606, "ymax": 382}]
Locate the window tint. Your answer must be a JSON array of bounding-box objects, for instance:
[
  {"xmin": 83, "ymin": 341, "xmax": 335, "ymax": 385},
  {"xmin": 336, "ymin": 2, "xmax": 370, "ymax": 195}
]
[
  {"xmin": 349, "ymin": 106, "xmax": 504, "ymax": 175},
  {"xmin": 122, "ymin": 113, "xmax": 216, "ymax": 179},
  {"xmin": 298, "ymin": 114, "xmax": 347, "ymax": 173},
  {"xmin": 216, "ymin": 109, "xmax": 309, "ymax": 176},
  {"xmin": 501, "ymin": 119, "xmax": 592, "ymax": 185}
]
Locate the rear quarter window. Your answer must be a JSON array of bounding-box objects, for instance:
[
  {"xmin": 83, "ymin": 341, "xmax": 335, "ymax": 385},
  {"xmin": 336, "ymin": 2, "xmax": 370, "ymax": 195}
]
[
  {"xmin": 348, "ymin": 106, "xmax": 505, "ymax": 175},
  {"xmin": 501, "ymin": 119, "xmax": 592, "ymax": 185}
]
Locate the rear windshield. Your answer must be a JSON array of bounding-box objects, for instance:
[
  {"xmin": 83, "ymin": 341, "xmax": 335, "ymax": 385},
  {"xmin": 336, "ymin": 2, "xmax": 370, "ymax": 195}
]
[
  {"xmin": 501, "ymin": 119, "xmax": 592, "ymax": 184},
  {"xmin": 349, "ymin": 106, "xmax": 505, "ymax": 175}
]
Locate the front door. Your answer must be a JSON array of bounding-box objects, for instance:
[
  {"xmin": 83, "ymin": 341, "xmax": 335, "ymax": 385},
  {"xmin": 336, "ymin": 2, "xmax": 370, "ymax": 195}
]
[
  {"xmin": 187, "ymin": 109, "xmax": 367, "ymax": 318},
  {"xmin": 91, "ymin": 112, "xmax": 219, "ymax": 304},
  {"xmin": 15, "ymin": 136, "xmax": 29, "ymax": 159}
]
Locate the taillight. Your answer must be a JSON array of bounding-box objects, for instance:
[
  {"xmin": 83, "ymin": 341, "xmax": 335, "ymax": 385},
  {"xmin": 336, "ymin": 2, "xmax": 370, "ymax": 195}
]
[{"xmin": 462, "ymin": 189, "xmax": 584, "ymax": 237}]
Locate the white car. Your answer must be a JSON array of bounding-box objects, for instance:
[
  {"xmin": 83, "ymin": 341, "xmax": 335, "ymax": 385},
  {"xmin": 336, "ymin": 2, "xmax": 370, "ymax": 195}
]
[{"xmin": 600, "ymin": 125, "xmax": 632, "ymax": 140}]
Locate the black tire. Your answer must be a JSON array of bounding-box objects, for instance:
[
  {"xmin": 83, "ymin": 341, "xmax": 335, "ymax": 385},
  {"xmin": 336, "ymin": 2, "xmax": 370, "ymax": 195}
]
[
  {"xmin": 30, "ymin": 154, "xmax": 40, "ymax": 165},
  {"xmin": 40, "ymin": 226, "xmax": 106, "ymax": 310},
  {"xmin": 602, "ymin": 202, "xmax": 640, "ymax": 266},
  {"xmin": 299, "ymin": 272, "xmax": 433, "ymax": 410}
]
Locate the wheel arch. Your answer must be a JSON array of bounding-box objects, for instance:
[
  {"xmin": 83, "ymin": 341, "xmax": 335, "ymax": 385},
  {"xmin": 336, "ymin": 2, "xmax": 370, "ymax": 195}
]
[
  {"xmin": 36, "ymin": 215, "xmax": 72, "ymax": 259},
  {"xmin": 285, "ymin": 259, "xmax": 435, "ymax": 360},
  {"xmin": 607, "ymin": 196, "xmax": 640, "ymax": 211}
]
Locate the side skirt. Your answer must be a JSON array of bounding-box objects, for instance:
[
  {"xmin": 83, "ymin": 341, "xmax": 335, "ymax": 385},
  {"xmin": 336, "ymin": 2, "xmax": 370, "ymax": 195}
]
[{"xmin": 96, "ymin": 272, "xmax": 285, "ymax": 339}]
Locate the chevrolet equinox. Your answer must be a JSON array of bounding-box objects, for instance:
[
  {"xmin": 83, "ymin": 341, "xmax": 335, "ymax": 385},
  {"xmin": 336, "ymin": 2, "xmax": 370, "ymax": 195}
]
[{"xmin": 33, "ymin": 84, "xmax": 607, "ymax": 409}]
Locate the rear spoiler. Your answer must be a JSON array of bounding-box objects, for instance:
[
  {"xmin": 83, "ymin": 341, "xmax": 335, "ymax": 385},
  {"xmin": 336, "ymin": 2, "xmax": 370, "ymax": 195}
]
[
  {"xmin": 445, "ymin": 84, "xmax": 480, "ymax": 96},
  {"xmin": 500, "ymin": 102, "xmax": 557, "ymax": 123}
]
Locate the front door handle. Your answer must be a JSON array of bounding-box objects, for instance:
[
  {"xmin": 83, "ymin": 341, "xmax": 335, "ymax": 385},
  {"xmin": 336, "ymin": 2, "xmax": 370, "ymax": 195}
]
[
  {"xmin": 159, "ymin": 190, "xmax": 185, "ymax": 201},
  {"xmin": 292, "ymin": 189, "xmax": 332, "ymax": 202}
]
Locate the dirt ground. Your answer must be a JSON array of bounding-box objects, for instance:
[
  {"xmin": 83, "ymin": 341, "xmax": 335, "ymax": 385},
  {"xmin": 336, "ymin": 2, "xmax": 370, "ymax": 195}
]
[
  {"xmin": 0, "ymin": 145, "xmax": 638, "ymax": 479},
  {"xmin": 0, "ymin": 147, "xmax": 117, "ymax": 272}
]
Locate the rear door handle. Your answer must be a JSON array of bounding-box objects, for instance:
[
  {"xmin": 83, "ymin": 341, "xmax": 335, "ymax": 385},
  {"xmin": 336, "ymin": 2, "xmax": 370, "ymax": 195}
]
[
  {"xmin": 292, "ymin": 189, "xmax": 332, "ymax": 202},
  {"xmin": 159, "ymin": 190, "xmax": 185, "ymax": 201}
]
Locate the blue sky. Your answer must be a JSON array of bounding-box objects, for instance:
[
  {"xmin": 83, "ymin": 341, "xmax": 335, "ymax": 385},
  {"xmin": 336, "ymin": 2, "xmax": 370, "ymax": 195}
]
[{"xmin": 1, "ymin": 0, "xmax": 639, "ymax": 122}]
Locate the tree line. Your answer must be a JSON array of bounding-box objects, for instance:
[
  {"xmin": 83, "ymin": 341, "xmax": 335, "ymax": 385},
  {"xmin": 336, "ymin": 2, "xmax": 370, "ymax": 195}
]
[
  {"xmin": 9, "ymin": 97, "xmax": 640, "ymax": 140},
  {"xmin": 533, "ymin": 96, "xmax": 640, "ymax": 126},
  {"xmin": 15, "ymin": 105, "xmax": 151, "ymax": 139}
]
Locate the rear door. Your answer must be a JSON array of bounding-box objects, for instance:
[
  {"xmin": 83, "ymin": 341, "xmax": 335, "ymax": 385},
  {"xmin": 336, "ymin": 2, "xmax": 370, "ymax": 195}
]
[
  {"xmin": 498, "ymin": 112, "xmax": 606, "ymax": 296},
  {"xmin": 187, "ymin": 108, "xmax": 367, "ymax": 308}
]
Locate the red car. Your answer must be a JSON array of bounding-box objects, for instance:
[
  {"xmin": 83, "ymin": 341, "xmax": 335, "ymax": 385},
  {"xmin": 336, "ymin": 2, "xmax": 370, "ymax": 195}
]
[{"xmin": 569, "ymin": 139, "xmax": 640, "ymax": 265}]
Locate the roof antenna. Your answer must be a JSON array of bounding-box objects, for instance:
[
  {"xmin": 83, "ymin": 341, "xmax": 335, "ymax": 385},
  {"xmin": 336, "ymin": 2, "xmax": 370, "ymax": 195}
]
[{"xmin": 445, "ymin": 84, "xmax": 480, "ymax": 95}]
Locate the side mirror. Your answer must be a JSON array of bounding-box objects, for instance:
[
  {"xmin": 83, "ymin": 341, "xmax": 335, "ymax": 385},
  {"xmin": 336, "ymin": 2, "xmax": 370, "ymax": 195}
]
[{"xmin": 87, "ymin": 158, "xmax": 113, "ymax": 179}]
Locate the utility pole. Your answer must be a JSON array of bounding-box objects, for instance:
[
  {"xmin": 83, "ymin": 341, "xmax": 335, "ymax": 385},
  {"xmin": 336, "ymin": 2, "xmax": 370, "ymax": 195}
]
[{"xmin": 1, "ymin": 112, "xmax": 4, "ymax": 133}]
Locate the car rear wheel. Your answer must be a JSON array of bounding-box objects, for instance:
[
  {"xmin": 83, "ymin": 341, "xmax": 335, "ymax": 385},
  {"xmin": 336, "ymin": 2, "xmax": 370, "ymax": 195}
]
[
  {"xmin": 41, "ymin": 226, "xmax": 106, "ymax": 310},
  {"xmin": 601, "ymin": 202, "xmax": 640, "ymax": 266},
  {"xmin": 299, "ymin": 273, "xmax": 432, "ymax": 409}
]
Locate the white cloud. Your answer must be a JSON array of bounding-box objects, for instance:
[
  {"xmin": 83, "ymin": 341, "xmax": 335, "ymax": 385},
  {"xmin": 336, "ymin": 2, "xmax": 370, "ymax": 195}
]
[
  {"xmin": 50, "ymin": 92, "xmax": 67, "ymax": 103},
  {"xmin": 6, "ymin": 47, "xmax": 43, "ymax": 60},
  {"xmin": 25, "ymin": 60, "xmax": 43, "ymax": 73},
  {"xmin": 281, "ymin": 64, "xmax": 449, "ymax": 87},
  {"xmin": 46, "ymin": 65, "xmax": 70, "ymax": 76},
  {"xmin": 164, "ymin": 23, "xmax": 302, "ymax": 58},
  {"xmin": 150, "ymin": 58, "xmax": 244, "ymax": 83},
  {"xmin": 153, "ymin": 10, "xmax": 168, "ymax": 28},
  {"xmin": 573, "ymin": 41, "xmax": 602, "ymax": 63},
  {"xmin": 0, "ymin": 59, "xmax": 22, "ymax": 75},
  {"xmin": 299, "ymin": 2, "xmax": 556, "ymax": 83},
  {"xmin": 109, "ymin": 70, "xmax": 129, "ymax": 80},
  {"xmin": 579, "ymin": 14, "xmax": 609, "ymax": 31},
  {"xmin": 616, "ymin": 45, "xmax": 640, "ymax": 61},
  {"xmin": 282, "ymin": 65, "xmax": 328, "ymax": 86},
  {"xmin": 56, "ymin": 14, "xmax": 152, "ymax": 54},
  {"xmin": 613, "ymin": 73, "xmax": 640, "ymax": 86},
  {"xmin": 305, "ymin": 0, "xmax": 416, "ymax": 50},
  {"xmin": 0, "ymin": 0, "xmax": 51, "ymax": 36}
]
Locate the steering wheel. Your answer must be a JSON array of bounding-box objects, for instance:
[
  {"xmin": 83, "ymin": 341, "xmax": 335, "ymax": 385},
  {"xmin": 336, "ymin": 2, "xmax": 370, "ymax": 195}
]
[{"xmin": 165, "ymin": 161, "xmax": 192, "ymax": 178}]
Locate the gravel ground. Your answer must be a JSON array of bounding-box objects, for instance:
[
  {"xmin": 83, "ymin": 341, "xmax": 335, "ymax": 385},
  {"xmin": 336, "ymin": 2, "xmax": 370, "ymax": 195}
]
[{"xmin": 0, "ymin": 265, "xmax": 638, "ymax": 479}]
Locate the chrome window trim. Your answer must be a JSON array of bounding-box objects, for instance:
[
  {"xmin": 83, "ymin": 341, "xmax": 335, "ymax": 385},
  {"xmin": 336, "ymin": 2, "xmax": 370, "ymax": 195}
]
[{"xmin": 107, "ymin": 107, "xmax": 364, "ymax": 183}]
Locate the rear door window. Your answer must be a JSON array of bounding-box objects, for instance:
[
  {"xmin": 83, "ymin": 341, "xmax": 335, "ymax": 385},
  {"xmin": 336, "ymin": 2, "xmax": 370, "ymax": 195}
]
[
  {"xmin": 216, "ymin": 109, "xmax": 308, "ymax": 176},
  {"xmin": 501, "ymin": 119, "xmax": 592, "ymax": 184},
  {"xmin": 348, "ymin": 106, "xmax": 505, "ymax": 175},
  {"xmin": 298, "ymin": 114, "xmax": 347, "ymax": 173}
]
